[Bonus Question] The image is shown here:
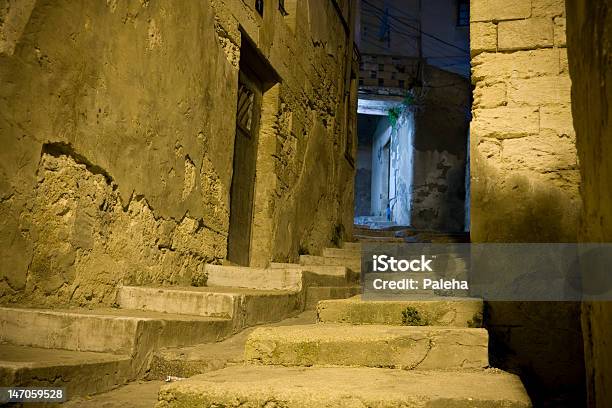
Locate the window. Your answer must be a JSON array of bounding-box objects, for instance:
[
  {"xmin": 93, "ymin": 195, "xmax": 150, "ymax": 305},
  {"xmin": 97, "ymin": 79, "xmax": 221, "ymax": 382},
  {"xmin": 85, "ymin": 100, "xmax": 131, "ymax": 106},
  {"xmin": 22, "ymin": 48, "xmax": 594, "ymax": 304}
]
[
  {"xmin": 457, "ymin": 0, "xmax": 469, "ymax": 27},
  {"xmin": 255, "ymin": 0, "xmax": 264, "ymax": 16}
]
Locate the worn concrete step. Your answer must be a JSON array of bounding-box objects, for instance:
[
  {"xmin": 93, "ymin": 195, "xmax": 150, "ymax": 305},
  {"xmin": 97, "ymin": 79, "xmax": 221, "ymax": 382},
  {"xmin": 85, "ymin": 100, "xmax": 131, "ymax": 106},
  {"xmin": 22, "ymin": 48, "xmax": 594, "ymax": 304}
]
[
  {"xmin": 245, "ymin": 324, "xmax": 488, "ymax": 370},
  {"xmin": 269, "ymin": 263, "xmax": 359, "ymax": 285},
  {"xmin": 0, "ymin": 307, "xmax": 232, "ymax": 374},
  {"xmin": 317, "ymin": 295, "xmax": 483, "ymax": 327},
  {"xmin": 322, "ymin": 247, "xmax": 361, "ymax": 259},
  {"xmin": 157, "ymin": 366, "xmax": 531, "ymax": 407},
  {"xmin": 300, "ymin": 255, "xmax": 361, "ymax": 272},
  {"xmin": 116, "ymin": 286, "xmax": 301, "ymax": 328},
  {"xmin": 305, "ymin": 286, "xmax": 361, "ymax": 310},
  {"xmin": 0, "ymin": 344, "xmax": 133, "ymax": 399}
]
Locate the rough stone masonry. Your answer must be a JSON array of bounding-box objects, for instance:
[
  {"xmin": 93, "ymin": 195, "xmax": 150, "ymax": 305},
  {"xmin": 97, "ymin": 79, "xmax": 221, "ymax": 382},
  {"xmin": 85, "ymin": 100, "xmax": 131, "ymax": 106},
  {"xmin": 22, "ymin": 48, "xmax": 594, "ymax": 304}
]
[
  {"xmin": 469, "ymin": 0, "xmax": 585, "ymax": 405},
  {"xmin": 0, "ymin": 0, "xmax": 357, "ymax": 307}
]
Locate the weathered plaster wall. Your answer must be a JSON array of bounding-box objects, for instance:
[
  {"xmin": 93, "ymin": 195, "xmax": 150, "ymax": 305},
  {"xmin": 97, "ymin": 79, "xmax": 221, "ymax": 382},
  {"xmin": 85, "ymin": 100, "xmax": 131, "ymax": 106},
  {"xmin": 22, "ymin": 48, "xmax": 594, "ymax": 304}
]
[
  {"xmin": 370, "ymin": 117, "xmax": 392, "ymax": 218},
  {"xmin": 470, "ymin": 0, "xmax": 584, "ymax": 405},
  {"xmin": 0, "ymin": 0, "xmax": 356, "ymax": 305},
  {"xmin": 354, "ymin": 143, "xmax": 372, "ymax": 217},
  {"xmin": 411, "ymin": 65, "xmax": 470, "ymax": 232},
  {"xmin": 565, "ymin": 1, "xmax": 612, "ymax": 406}
]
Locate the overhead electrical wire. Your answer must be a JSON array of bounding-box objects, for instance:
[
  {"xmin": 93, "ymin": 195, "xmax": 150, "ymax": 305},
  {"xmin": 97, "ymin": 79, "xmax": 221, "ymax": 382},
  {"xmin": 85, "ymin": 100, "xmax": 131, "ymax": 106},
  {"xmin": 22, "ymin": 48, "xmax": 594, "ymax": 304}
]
[
  {"xmin": 361, "ymin": 0, "xmax": 470, "ymax": 54},
  {"xmin": 360, "ymin": 8, "xmax": 468, "ymax": 60}
]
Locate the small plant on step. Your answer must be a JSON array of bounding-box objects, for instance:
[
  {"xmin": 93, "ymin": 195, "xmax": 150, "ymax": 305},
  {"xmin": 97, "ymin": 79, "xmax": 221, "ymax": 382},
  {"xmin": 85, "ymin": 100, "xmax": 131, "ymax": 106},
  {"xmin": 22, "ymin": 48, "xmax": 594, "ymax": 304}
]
[
  {"xmin": 467, "ymin": 312, "xmax": 483, "ymax": 328},
  {"xmin": 190, "ymin": 270, "xmax": 208, "ymax": 287},
  {"xmin": 401, "ymin": 306, "xmax": 429, "ymax": 326}
]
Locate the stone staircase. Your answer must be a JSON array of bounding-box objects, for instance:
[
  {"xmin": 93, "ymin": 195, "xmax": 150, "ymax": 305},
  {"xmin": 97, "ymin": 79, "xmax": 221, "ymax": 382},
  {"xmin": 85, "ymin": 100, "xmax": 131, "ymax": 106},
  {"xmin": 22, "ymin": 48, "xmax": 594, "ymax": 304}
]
[
  {"xmin": 1, "ymin": 240, "xmax": 532, "ymax": 406},
  {"xmin": 156, "ymin": 242, "xmax": 532, "ymax": 407},
  {"xmin": 0, "ymin": 262, "xmax": 357, "ymax": 401}
]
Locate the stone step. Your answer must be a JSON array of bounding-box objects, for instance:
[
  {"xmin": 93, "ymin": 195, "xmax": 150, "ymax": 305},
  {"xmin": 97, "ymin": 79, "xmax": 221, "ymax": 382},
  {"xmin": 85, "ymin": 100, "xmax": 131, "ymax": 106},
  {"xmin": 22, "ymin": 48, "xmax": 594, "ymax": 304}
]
[
  {"xmin": 300, "ymin": 255, "xmax": 361, "ymax": 272},
  {"xmin": 117, "ymin": 286, "xmax": 302, "ymax": 329},
  {"xmin": 205, "ymin": 264, "xmax": 303, "ymax": 290},
  {"xmin": 268, "ymin": 263, "xmax": 359, "ymax": 285},
  {"xmin": 157, "ymin": 366, "xmax": 531, "ymax": 407},
  {"xmin": 354, "ymin": 236, "xmax": 405, "ymax": 243},
  {"xmin": 0, "ymin": 307, "xmax": 232, "ymax": 375},
  {"xmin": 322, "ymin": 247, "xmax": 361, "ymax": 259},
  {"xmin": 305, "ymin": 286, "xmax": 361, "ymax": 310},
  {"xmin": 341, "ymin": 242, "xmax": 361, "ymax": 250},
  {"xmin": 317, "ymin": 296, "xmax": 483, "ymax": 327},
  {"xmin": 353, "ymin": 229, "xmax": 399, "ymax": 238},
  {"xmin": 245, "ymin": 324, "xmax": 488, "ymax": 370},
  {"xmin": 205, "ymin": 264, "xmax": 354, "ymax": 290},
  {"xmin": 0, "ymin": 344, "xmax": 134, "ymax": 399}
]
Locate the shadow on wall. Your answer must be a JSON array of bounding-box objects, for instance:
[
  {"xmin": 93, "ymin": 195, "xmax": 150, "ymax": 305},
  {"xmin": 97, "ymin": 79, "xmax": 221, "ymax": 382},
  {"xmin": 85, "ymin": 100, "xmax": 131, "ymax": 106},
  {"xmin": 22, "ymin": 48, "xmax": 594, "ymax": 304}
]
[{"xmin": 472, "ymin": 162, "xmax": 585, "ymax": 406}]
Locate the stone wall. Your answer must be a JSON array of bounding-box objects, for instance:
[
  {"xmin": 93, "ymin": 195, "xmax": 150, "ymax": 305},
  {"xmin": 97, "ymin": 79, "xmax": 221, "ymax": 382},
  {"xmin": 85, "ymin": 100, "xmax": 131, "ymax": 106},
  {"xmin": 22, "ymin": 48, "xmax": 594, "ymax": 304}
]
[
  {"xmin": 0, "ymin": 0, "xmax": 356, "ymax": 306},
  {"xmin": 470, "ymin": 0, "xmax": 585, "ymax": 405},
  {"xmin": 565, "ymin": 1, "xmax": 612, "ymax": 407}
]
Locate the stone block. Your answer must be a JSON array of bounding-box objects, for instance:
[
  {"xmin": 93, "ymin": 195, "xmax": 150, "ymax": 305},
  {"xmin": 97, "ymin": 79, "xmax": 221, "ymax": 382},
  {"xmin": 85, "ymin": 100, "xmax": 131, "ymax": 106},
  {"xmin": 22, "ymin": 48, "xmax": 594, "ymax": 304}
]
[
  {"xmin": 502, "ymin": 133, "xmax": 578, "ymax": 173},
  {"xmin": 470, "ymin": 22, "xmax": 497, "ymax": 56},
  {"xmin": 532, "ymin": 0, "xmax": 566, "ymax": 17},
  {"xmin": 245, "ymin": 324, "xmax": 489, "ymax": 370},
  {"xmin": 474, "ymin": 82, "xmax": 506, "ymax": 108},
  {"xmin": 471, "ymin": 0, "xmax": 531, "ymax": 22},
  {"xmin": 560, "ymin": 48, "xmax": 569, "ymax": 73},
  {"xmin": 540, "ymin": 105, "xmax": 575, "ymax": 137},
  {"xmin": 498, "ymin": 18, "xmax": 554, "ymax": 51},
  {"xmin": 472, "ymin": 107, "xmax": 540, "ymax": 138},
  {"xmin": 471, "ymin": 49, "xmax": 560, "ymax": 82},
  {"xmin": 554, "ymin": 17, "xmax": 567, "ymax": 47},
  {"xmin": 507, "ymin": 75, "xmax": 572, "ymax": 106}
]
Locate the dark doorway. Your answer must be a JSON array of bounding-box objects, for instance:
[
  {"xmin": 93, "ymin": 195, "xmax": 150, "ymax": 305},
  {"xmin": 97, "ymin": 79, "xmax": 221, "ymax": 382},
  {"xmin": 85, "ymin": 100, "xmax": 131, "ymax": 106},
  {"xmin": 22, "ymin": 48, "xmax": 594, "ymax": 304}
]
[{"xmin": 227, "ymin": 67, "xmax": 262, "ymax": 266}]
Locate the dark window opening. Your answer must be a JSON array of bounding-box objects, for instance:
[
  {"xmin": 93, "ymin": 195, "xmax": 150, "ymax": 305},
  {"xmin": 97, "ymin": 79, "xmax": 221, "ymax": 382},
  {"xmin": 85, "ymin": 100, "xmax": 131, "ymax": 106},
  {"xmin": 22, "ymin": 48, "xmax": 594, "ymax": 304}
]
[
  {"xmin": 457, "ymin": 0, "xmax": 469, "ymax": 27},
  {"xmin": 255, "ymin": 0, "xmax": 264, "ymax": 16}
]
